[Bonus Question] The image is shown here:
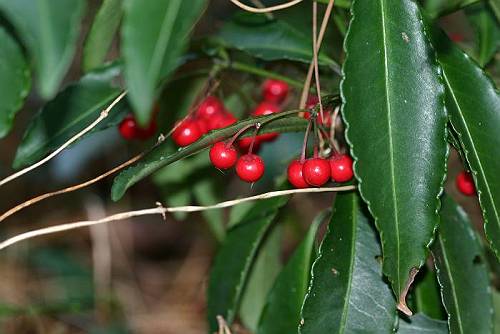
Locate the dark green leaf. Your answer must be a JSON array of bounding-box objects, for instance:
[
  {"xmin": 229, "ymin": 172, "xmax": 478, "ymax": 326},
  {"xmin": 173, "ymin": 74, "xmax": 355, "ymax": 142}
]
[
  {"xmin": 218, "ymin": 13, "xmax": 339, "ymax": 72},
  {"xmin": 397, "ymin": 313, "xmax": 448, "ymax": 333},
  {"xmin": 424, "ymin": 0, "xmax": 481, "ymax": 18},
  {"xmin": 0, "ymin": 0, "xmax": 85, "ymax": 99},
  {"xmin": 193, "ymin": 178, "xmax": 226, "ymax": 241},
  {"xmin": 433, "ymin": 196, "xmax": 493, "ymax": 333},
  {"xmin": 257, "ymin": 211, "xmax": 324, "ymax": 334},
  {"xmin": 431, "ymin": 26, "xmax": 500, "ymax": 259},
  {"xmin": 341, "ymin": 0, "xmax": 447, "ymax": 303},
  {"xmin": 466, "ymin": 2, "xmax": 500, "ymax": 67},
  {"xmin": 0, "ymin": 27, "xmax": 30, "ymax": 138},
  {"xmin": 111, "ymin": 111, "xmax": 308, "ymax": 201},
  {"xmin": 206, "ymin": 196, "xmax": 289, "ymax": 332},
  {"xmin": 240, "ymin": 226, "xmax": 282, "ymax": 332},
  {"xmin": 490, "ymin": 0, "xmax": 500, "ymax": 21},
  {"xmin": 13, "ymin": 65, "xmax": 126, "ymax": 169},
  {"xmin": 413, "ymin": 268, "xmax": 446, "ymax": 320},
  {"xmin": 83, "ymin": 0, "xmax": 123, "ymax": 72},
  {"xmin": 122, "ymin": 0, "xmax": 207, "ymax": 125},
  {"xmin": 299, "ymin": 192, "xmax": 396, "ymax": 333}
]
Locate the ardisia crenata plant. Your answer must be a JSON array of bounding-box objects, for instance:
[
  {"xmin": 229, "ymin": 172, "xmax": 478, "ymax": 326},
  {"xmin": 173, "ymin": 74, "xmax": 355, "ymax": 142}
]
[{"xmin": 0, "ymin": 0, "xmax": 498, "ymax": 333}]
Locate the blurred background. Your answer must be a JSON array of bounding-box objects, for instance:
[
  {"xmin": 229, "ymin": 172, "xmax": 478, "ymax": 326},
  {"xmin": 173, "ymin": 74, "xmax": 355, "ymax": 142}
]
[{"xmin": 0, "ymin": 0, "xmax": 497, "ymax": 333}]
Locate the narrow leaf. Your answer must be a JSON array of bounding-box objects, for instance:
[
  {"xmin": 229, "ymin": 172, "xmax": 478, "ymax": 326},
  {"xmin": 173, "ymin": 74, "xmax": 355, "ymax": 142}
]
[
  {"xmin": 0, "ymin": 0, "xmax": 85, "ymax": 99},
  {"xmin": 219, "ymin": 13, "xmax": 339, "ymax": 70},
  {"xmin": 466, "ymin": 2, "xmax": 500, "ymax": 67},
  {"xmin": 13, "ymin": 64, "xmax": 126, "ymax": 169},
  {"xmin": 424, "ymin": 0, "xmax": 482, "ymax": 18},
  {"xmin": 433, "ymin": 196, "xmax": 493, "ymax": 333},
  {"xmin": 431, "ymin": 26, "xmax": 500, "ymax": 259},
  {"xmin": 299, "ymin": 193, "xmax": 396, "ymax": 333},
  {"xmin": 83, "ymin": 0, "xmax": 123, "ymax": 72},
  {"xmin": 257, "ymin": 210, "xmax": 325, "ymax": 334},
  {"xmin": 206, "ymin": 196, "xmax": 289, "ymax": 332},
  {"xmin": 0, "ymin": 27, "xmax": 30, "ymax": 138},
  {"xmin": 397, "ymin": 313, "xmax": 448, "ymax": 333},
  {"xmin": 111, "ymin": 111, "xmax": 308, "ymax": 201},
  {"xmin": 341, "ymin": 0, "xmax": 447, "ymax": 305},
  {"xmin": 122, "ymin": 0, "xmax": 207, "ymax": 125}
]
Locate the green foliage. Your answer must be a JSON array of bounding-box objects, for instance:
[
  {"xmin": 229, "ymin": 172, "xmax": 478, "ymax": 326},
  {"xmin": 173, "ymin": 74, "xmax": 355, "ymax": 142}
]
[{"xmin": 466, "ymin": 2, "xmax": 500, "ymax": 67}]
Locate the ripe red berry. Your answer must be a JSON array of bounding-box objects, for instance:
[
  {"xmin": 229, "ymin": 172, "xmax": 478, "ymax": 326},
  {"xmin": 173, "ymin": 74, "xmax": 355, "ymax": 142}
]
[
  {"xmin": 305, "ymin": 95, "xmax": 319, "ymax": 110},
  {"xmin": 456, "ymin": 171, "xmax": 476, "ymax": 196},
  {"xmin": 118, "ymin": 115, "xmax": 138, "ymax": 140},
  {"xmin": 207, "ymin": 112, "xmax": 237, "ymax": 130},
  {"xmin": 238, "ymin": 137, "xmax": 261, "ymax": 153},
  {"xmin": 253, "ymin": 101, "xmax": 280, "ymax": 116},
  {"xmin": 172, "ymin": 119, "xmax": 202, "ymax": 147},
  {"xmin": 287, "ymin": 160, "xmax": 308, "ymax": 188},
  {"xmin": 236, "ymin": 154, "xmax": 265, "ymax": 183},
  {"xmin": 330, "ymin": 154, "xmax": 354, "ymax": 183},
  {"xmin": 303, "ymin": 158, "xmax": 330, "ymax": 187},
  {"xmin": 135, "ymin": 119, "xmax": 157, "ymax": 140},
  {"xmin": 209, "ymin": 142, "xmax": 238, "ymax": 169},
  {"xmin": 262, "ymin": 79, "xmax": 289, "ymax": 103},
  {"xmin": 196, "ymin": 96, "xmax": 224, "ymax": 119}
]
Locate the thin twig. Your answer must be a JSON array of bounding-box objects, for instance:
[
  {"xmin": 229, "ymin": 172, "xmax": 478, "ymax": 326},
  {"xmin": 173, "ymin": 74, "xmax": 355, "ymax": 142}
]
[
  {"xmin": 0, "ymin": 153, "xmax": 144, "ymax": 223},
  {"xmin": 229, "ymin": 0, "xmax": 303, "ymax": 13},
  {"xmin": 0, "ymin": 186, "xmax": 356, "ymax": 250},
  {"xmin": 312, "ymin": 1, "xmax": 324, "ymax": 121},
  {"xmin": 299, "ymin": 0, "xmax": 335, "ymax": 109},
  {"xmin": 0, "ymin": 91, "xmax": 127, "ymax": 188}
]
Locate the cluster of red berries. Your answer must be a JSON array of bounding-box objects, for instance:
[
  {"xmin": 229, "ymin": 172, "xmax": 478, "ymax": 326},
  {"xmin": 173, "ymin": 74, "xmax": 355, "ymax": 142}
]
[
  {"xmin": 287, "ymin": 153, "xmax": 354, "ymax": 188},
  {"xmin": 118, "ymin": 115, "xmax": 157, "ymax": 140},
  {"xmin": 456, "ymin": 170, "xmax": 475, "ymax": 196}
]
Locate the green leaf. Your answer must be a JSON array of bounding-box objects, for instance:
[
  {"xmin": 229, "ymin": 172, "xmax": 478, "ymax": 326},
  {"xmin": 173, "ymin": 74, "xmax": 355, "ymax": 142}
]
[
  {"xmin": 0, "ymin": 27, "xmax": 30, "ymax": 138},
  {"xmin": 257, "ymin": 211, "xmax": 324, "ymax": 334},
  {"xmin": 121, "ymin": 0, "xmax": 207, "ymax": 126},
  {"xmin": 433, "ymin": 196, "xmax": 493, "ymax": 333},
  {"xmin": 424, "ymin": 0, "xmax": 482, "ymax": 18},
  {"xmin": 0, "ymin": 0, "xmax": 85, "ymax": 99},
  {"xmin": 413, "ymin": 268, "xmax": 446, "ymax": 320},
  {"xmin": 466, "ymin": 2, "xmax": 500, "ymax": 67},
  {"xmin": 431, "ymin": 25, "xmax": 500, "ymax": 259},
  {"xmin": 83, "ymin": 0, "xmax": 123, "ymax": 72},
  {"xmin": 193, "ymin": 178, "xmax": 226, "ymax": 241},
  {"xmin": 206, "ymin": 196, "xmax": 289, "ymax": 332},
  {"xmin": 397, "ymin": 313, "xmax": 448, "ymax": 333},
  {"xmin": 239, "ymin": 225, "xmax": 282, "ymax": 332},
  {"xmin": 341, "ymin": 0, "xmax": 447, "ymax": 304},
  {"xmin": 111, "ymin": 111, "xmax": 308, "ymax": 201},
  {"xmin": 13, "ymin": 64, "xmax": 126, "ymax": 169},
  {"xmin": 218, "ymin": 13, "xmax": 339, "ymax": 71},
  {"xmin": 299, "ymin": 192, "xmax": 396, "ymax": 334},
  {"xmin": 490, "ymin": 0, "xmax": 500, "ymax": 22}
]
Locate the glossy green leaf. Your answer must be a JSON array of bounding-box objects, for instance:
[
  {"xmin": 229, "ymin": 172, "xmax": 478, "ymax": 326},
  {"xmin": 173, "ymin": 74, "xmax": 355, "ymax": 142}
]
[
  {"xmin": 111, "ymin": 111, "xmax": 308, "ymax": 201},
  {"xmin": 299, "ymin": 192, "xmax": 396, "ymax": 334},
  {"xmin": 341, "ymin": 0, "xmax": 447, "ymax": 303},
  {"xmin": 413, "ymin": 268, "xmax": 446, "ymax": 320},
  {"xmin": 240, "ymin": 226, "xmax": 282, "ymax": 332},
  {"xmin": 397, "ymin": 313, "xmax": 448, "ymax": 333},
  {"xmin": 0, "ymin": 27, "xmax": 30, "ymax": 138},
  {"xmin": 13, "ymin": 65, "xmax": 126, "ymax": 169},
  {"xmin": 122, "ymin": 0, "xmax": 207, "ymax": 125},
  {"xmin": 206, "ymin": 196, "xmax": 289, "ymax": 332},
  {"xmin": 257, "ymin": 211, "xmax": 324, "ymax": 334},
  {"xmin": 83, "ymin": 0, "xmax": 123, "ymax": 72},
  {"xmin": 432, "ymin": 26, "xmax": 500, "ymax": 259},
  {"xmin": 466, "ymin": 2, "xmax": 500, "ymax": 67},
  {"xmin": 424, "ymin": 0, "xmax": 481, "ymax": 18},
  {"xmin": 218, "ymin": 13, "xmax": 339, "ymax": 71},
  {"xmin": 0, "ymin": 0, "xmax": 85, "ymax": 99},
  {"xmin": 433, "ymin": 196, "xmax": 493, "ymax": 334}
]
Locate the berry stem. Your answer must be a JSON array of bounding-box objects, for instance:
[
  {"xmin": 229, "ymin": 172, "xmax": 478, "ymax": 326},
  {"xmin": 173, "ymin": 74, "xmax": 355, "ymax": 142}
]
[
  {"xmin": 300, "ymin": 121, "xmax": 313, "ymax": 163},
  {"xmin": 318, "ymin": 127, "xmax": 339, "ymax": 154},
  {"xmin": 248, "ymin": 123, "xmax": 262, "ymax": 154},
  {"xmin": 227, "ymin": 123, "xmax": 258, "ymax": 147}
]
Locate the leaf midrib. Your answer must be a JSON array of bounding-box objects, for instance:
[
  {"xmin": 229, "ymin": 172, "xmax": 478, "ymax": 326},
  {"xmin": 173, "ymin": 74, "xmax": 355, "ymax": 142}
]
[
  {"xmin": 438, "ymin": 235, "xmax": 465, "ymax": 334},
  {"xmin": 442, "ymin": 70, "xmax": 500, "ymax": 228},
  {"xmin": 379, "ymin": 0, "xmax": 401, "ymax": 290}
]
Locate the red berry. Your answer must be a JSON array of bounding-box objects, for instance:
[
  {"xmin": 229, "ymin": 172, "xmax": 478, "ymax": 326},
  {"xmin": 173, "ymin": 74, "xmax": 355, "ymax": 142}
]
[
  {"xmin": 207, "ymin": 112, "xmax": 237, "ymax": 130},
  {"xmin": 197, "ymin": 118, "xmax": 210, "ymax": 134},
  {"xmin": 456, "ymin": 171, "xmax": 475, "ymax": 196},
  {"xmin": 449, "ymin": 33, "xmax": 464, "ymax": 43},
  {"xmin": 330, "ymin": 154, "xmax": 354, "ymax": 183},
  {"xmin": 305, "ymin": 95, "xmax": 319, "ymax": 110},
  {"xmin": 238, "ymin": 137, "xmax": 261, "ymax": 153},
  {"xmin": 209, "ymin": 142, "xmax": 238, "ymax": 169},
  {"xmin": 303, "ymin": 158, "xmax": 330, "ymax": 187},
  {"xmin": 118, "ymin": 115, "xmax": 138, "ymax": 140},
  {"xmin": 236, "ymin": 154, "xmax": 265, "ymax": 183},
  {"xmin": 172, "ymin": 119, "xmax": 202, "ymax": 147},
  {"xmin": 253, "ymin": 101, "xmax": 280, "ymax": 116},
  {"xmin": 135, "ymin": 119, "xmax": 157, "ymax": 140},
  {"xmin": 262, "ymin": 79, "xmax": 289, "ymax": 103},
  {"xmin": 196, "ymin": 96, "xmax": 224, "ymax": 119},
  {"xmin": 287, "ymin": 160, "xmax": 308, "ymax": 188}
]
